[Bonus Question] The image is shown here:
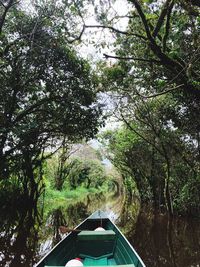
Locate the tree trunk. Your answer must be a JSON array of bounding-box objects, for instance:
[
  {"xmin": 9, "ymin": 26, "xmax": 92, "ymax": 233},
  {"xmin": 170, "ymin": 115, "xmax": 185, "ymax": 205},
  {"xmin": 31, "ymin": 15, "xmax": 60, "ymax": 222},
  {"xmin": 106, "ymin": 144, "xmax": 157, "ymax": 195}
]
[{"xmin": 164, "ymin": 159, "xmax": 173, "ymax": 216}]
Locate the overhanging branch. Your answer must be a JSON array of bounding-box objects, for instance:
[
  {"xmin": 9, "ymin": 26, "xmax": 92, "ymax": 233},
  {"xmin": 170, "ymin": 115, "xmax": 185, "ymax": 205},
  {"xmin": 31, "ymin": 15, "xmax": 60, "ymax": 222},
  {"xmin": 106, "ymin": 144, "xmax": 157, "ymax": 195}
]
[
  {"xmin": 120, "ymin": 112, "xmax": 165, "ymax": 157},
  {"xmin": 137, "ymin": 84, "xmax": 184, "ymax": 99},
  {"xmin": 128, "ymin": 0, "xmax": 152, "ymax": 40},
  {"xmin": 103, "ymin": 53, "xmax": 161, "ymax": 64},
  {"xmin": 85, "ymin": 24, "xmax": 147, "ymax": 40},
  {"xmin": 163, "ymin": 0, "xmax": 174, "ymax": 52},
  {"xmin": 152, "ymin": 0, "xmax": 173, "ymax": 38},
  {"xmin": 67, "ymin": 24, "xmax": 85, "ymax": 44}
]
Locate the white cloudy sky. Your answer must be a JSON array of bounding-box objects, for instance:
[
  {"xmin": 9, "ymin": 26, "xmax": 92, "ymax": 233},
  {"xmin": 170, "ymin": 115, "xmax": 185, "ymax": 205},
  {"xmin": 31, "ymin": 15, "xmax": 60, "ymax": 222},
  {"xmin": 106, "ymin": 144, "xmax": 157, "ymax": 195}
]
[
  {"xmin": 78, "ymin": 0, "xmax": 130, "ymax": 61},
  {"xmin": 21, "ymin": 0, "xmax": 129, "ymax": 61}
]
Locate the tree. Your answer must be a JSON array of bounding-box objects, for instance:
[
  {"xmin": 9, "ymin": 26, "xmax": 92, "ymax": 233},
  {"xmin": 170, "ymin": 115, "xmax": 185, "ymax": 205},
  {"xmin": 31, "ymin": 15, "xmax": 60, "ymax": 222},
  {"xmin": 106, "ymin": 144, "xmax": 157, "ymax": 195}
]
[
  {"xmin": 65, "ymin": 158, "xmax": 106, "ymax": 190},
  {"xmin": 92, "ymin": 0, "xmax": 200, "ymax": 215},
  {"xmin": 96, "ymin": 0, "xmax": 200, "ymax": 141},
  {"xmin": 0, "ymin": 1, "xmax": 103, "ymax": 200},
  {"xmin": 100, "ymin": 95, "xmax": 200, "ymax": 215},
  {"xmin": 0, "ymin": 0, "xmax": 18, "ymax": 34}
]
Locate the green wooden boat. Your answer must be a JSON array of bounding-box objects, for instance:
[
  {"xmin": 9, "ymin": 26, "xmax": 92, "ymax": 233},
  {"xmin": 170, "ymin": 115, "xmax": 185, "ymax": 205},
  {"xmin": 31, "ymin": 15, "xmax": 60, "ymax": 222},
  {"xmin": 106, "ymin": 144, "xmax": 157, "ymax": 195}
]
[{"xmin": 35, "ymin": 210, "xmax": 146, "ymax": 267}]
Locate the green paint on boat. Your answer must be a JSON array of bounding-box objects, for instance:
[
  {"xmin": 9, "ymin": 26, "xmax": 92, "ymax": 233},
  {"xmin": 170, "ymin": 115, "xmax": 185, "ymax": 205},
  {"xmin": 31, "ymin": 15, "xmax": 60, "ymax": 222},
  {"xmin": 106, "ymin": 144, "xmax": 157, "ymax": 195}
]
[
  {"xmin": 36, "ymin": 210, "xmax": 146, "ymax": 267},
  {"xmin": 77, "ymin": 230, "xmax": 116, "ymax": 241}
]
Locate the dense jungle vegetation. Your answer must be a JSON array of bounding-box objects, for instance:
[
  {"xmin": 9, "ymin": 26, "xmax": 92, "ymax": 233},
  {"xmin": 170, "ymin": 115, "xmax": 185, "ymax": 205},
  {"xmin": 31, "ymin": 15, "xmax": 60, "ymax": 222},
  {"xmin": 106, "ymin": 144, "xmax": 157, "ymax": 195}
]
[
  {"xmin": 43, "ymin": 144, "xmax": 118, "ymax": 207},
  {"xmin": 0, "ymin": 0, "xmax": 200, "ymax": 217},
  {"xmin": 98, "ymin": 0, "xmax": 200, "ymax": 216}
]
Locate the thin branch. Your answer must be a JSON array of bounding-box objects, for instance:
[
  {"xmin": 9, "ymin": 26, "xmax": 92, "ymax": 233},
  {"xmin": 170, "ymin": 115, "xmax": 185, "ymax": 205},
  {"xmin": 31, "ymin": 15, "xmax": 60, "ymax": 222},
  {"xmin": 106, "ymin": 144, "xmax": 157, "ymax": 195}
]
[
  {"xmin": 103, "ymin": 53, "xmax": 161, "ymax": 64},
  {"xmin": 129, "ymin": 0, "xmax": 152, "ymax": 40},
  {"xmin": 120, "ymin": 112, "xmax": 165, "ymax": 157},
  {"xmin": 137, "ymin": 84, "xmax": 184, "ymax": 99},
  {"xmin": 13, "ymin": 96, "xmax": 54, "ymax": 124},
  {"xmin": 85, "ymin": 24, "xmax": 147, "ymax": 40},
  {"xmin": 42, "ymin": 142, "xmax": 68, "ymax": 161},
  {"xmin": 0, "ymin": 1, "xmax": 6, "ymax": 8},
  {"xmin": 29, "ymin": 15, "xmax": 41, "ymax": 50},
  {"xmin": 137, "ymin": 98, "xmax": 163, "ymax": 138},
  {"xmin": 67, "ymin": 24, "xmax": 85, "ymax": 44},
  {"xmin": 0, "ymin": 32, "xmax": 44, "ymax": 58},
  {"xmin": 110, "ymin": 15, "xmax": 137, "ymax": 21}
]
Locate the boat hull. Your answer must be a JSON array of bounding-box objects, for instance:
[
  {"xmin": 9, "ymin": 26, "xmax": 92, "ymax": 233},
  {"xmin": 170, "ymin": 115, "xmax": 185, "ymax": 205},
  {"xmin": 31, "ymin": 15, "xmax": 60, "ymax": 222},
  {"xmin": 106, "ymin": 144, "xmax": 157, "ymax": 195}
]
[{"xmin": 35, "ymin": 211, "xmax": 146, "ymax": 267}]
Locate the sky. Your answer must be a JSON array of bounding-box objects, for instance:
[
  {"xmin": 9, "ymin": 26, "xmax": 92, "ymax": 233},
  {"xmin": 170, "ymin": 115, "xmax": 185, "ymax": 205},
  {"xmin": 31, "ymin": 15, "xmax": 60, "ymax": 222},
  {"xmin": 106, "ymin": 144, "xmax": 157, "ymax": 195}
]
[
  {"xmin": 20, "ymin": 0, "xmax": 129, "ymax": 62},
  {"xmin": 78, "ymin": 0, "xmax": 130, "ymax": 61},
  {"xmin": 78, "ymin": 0, "xmax": 129, "ymax": 130}
]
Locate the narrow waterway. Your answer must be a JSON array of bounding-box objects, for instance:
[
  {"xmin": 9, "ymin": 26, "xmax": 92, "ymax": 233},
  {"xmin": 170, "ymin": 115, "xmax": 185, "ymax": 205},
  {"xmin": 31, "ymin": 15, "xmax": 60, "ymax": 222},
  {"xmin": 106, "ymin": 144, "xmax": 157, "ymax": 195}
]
[{"xmin": 0, "ymin": 193, "xmax": 200, "ymax": 267}]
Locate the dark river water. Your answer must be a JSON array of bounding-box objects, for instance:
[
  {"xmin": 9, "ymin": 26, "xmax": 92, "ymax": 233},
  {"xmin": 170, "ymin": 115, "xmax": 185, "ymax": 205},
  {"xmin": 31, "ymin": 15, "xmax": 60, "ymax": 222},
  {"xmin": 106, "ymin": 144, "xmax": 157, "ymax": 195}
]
[{"xmin": 0, "ymin": 193, "xmax": 200, "ymax": 267}]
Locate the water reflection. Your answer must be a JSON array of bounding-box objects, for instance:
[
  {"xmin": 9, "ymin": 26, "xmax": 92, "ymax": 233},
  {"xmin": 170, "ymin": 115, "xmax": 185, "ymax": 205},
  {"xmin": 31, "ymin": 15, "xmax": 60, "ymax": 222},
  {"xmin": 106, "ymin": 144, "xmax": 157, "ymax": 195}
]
[
  {"xmin": 35, "ymin": 192, "xmax": 112, "ymax": 263},
  {"xmin": 122, "ymin": 206, "xmax": 200, "ymax": 267},
  {"xmin": 0, "ymin": 197, "xmax": 41, "ymax": 267},
  {"xmin": 117, "ymin": 197, "xmax": 140, "ymax": 238},
  {"xmin": 51, "ymin": 208, "xmax": 67, "ymax": 246},
  {"xmin": 0, "ymin": 193, "xmax": 200, "ymax": 267}
]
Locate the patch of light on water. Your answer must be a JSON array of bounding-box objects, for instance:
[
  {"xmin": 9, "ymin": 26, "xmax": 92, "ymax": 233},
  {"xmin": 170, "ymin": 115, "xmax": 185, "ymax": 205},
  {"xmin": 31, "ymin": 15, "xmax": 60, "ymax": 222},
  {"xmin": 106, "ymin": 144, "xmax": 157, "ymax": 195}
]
[
  {"xmin": 106, "ymin": 210, "xmax": 119, "ymax": 222},
  {"xmin": 39, "ymin": 239, "xmax": 53, "ymax": 257}
]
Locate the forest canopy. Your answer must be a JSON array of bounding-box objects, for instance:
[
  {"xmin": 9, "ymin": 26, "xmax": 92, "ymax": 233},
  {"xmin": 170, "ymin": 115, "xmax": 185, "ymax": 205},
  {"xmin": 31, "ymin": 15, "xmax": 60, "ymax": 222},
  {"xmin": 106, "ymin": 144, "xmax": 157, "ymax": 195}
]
[
  {"xmin": 0, "ymin": 0, "xmax": 103, "ymax": 201},
  {"xmin": 0, "ymin": 0, "xmax": 200, "ymax": 216},
  {"xmin": 97, "ymin": 0, "xmax": 200, "ymax": 216}
]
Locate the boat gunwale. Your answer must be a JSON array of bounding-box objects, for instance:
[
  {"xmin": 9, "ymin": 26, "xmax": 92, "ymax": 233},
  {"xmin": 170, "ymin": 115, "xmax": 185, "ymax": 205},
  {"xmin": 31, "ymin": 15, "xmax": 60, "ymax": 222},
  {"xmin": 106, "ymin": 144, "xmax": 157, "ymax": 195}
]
[
  {"xmin": 35, "ymin": 214, "xmax": 90, "ymax": 267},
  {"xmin": 110, "ymin": 219, "xmax": 146, "ymax": 267},
  {"xmin": 35, "ymin": 210, "xmax": 146, "ymax": 267}
]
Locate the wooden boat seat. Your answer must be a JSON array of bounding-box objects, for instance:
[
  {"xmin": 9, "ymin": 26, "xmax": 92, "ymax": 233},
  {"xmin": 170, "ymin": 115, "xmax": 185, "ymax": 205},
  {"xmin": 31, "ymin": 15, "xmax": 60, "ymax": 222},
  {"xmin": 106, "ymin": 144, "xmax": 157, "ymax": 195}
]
[
  {"xmin": 83, "ymin": 256, "xmax": 109, "ymax": 265},
  {"xmin": 76, "ymin": 230, "xmax": 116, "ymax": 258},
  {"xmin": 77, "ymin": 230, "xmax": 116, "ymax": 241}
]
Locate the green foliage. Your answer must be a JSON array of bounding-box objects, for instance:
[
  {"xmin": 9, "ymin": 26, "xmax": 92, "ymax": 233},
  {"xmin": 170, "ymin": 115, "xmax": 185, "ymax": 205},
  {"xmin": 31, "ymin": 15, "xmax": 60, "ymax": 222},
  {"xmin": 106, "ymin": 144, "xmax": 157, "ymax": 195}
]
[
  {"xmin": 43, "ymin": 144, "xmax": 112, "ymax": 193},
  {"xmin": 42, "ymin": 153, "xmax": 112, "ymax": 209},
  {"xmin": 173, "ymin": 172, "xmax": 200, "ymax": 215},
  {"xmin": 64, "ymin": 158, "xmax": 107, "ymax": 190},
  {"xmin": 100, "ymin": 95, "xmax": 200, "ymax": 215},
  {"xmin": 95, "ymin": 0, "xmax": 200, "ymax": 216},
  {"xmin": 0, "ymin": 2, "xmax": 103, "ymax": 198},
  {"xmin": 103, "ymin": 65, "xmax": 127, "ymax": 87},
  {"xmin": 100, "ymin": 127, "xmax": 153, "ymax": 202},
  {"xmin": 44, "ymin": 186, "xmax": 98, "ymax": 209}
]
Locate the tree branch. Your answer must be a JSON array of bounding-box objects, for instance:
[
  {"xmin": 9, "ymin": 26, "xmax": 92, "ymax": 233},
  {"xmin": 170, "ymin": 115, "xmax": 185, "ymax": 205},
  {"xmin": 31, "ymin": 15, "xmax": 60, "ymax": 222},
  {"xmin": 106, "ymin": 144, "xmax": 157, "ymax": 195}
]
[
  {"xmin": 67, "ymin": 24, "xmax": 85, "ymax": 44},
  {"xmin": 129, "ymin": 0, "xmax": 185, "ymax": 72},
  {"xmin": 13, "ymin": 96, "xmax": 53, "ymax": 124},
  {"xmin": 0, "ymin": 1, "xmax": 6, "ymax": 8},
  {"xmin": 120, "ymin": 112, "xmax": 166, "ymax": 157},
  {"xmin": 152, "ymin": 0, "xmax": 173, "ymax": 38},
  {"xmin": 128, "ymin": 0, "xmax": 152, "ymax": 40},
  {"xmin": 103, "ymin": 53, "xmax": 161, "ymax": 64},
  {"xmin": 163, "ymin": 0, "xmax": 174, "ymax": 52},
  {"xmin": 85, "ymin": 24, "xmax": 147, "ymax": 40},
  {"xmin": 137, "ymin": 84, "xmax": 184, "ymax": 99}
]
